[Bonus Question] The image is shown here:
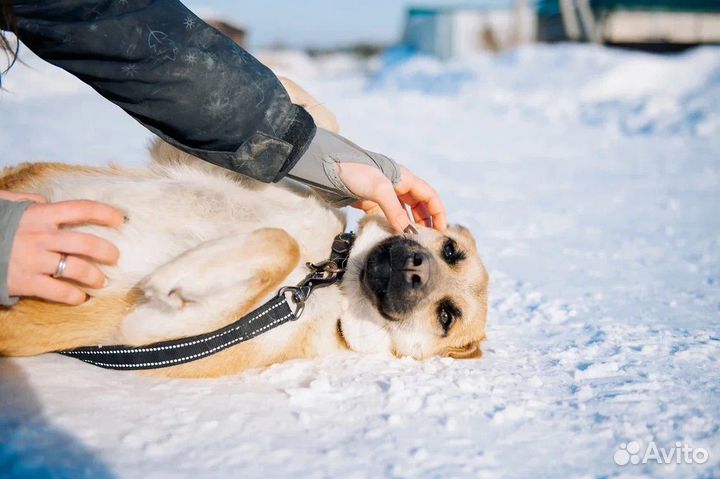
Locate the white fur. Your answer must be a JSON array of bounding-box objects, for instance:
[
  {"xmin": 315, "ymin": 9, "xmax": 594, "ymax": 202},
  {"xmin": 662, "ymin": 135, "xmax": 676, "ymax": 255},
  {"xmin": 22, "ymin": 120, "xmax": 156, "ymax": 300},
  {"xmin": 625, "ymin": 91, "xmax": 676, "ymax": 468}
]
[
  {"xmin": 29, "ymin": 153, "xmax": 400, "ymax": 355},
  {"xmin": 340, "ymin": 220, "xmax": 449, "ymax": 359}
]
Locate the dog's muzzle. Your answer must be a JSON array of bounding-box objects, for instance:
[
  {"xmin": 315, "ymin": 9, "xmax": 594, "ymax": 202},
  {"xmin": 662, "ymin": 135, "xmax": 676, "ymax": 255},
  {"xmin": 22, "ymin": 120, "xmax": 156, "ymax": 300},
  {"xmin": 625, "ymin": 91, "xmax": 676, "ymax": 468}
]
[{"xmin": 362, "ymin": 237, "xmax": 433, "ymax": 318}]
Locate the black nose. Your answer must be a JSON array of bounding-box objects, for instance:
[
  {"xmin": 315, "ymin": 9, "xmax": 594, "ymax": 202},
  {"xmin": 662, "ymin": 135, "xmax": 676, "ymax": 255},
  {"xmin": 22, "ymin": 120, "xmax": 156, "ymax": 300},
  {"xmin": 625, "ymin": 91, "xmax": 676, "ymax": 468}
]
[
  {"xmin": 403, "ymin": 252, "xmax": 430, "ymax": 290},
  {"xmin": 363, "ymin": 237, "xmax": 434, "ymax": 318}
]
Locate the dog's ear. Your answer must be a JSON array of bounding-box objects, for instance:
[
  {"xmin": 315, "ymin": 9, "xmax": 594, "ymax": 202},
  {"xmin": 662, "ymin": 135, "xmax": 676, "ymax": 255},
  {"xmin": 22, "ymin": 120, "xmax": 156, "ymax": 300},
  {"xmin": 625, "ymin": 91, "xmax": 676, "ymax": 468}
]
[
  {"xmin": 448, "ymin": 224, "xmax": 477, "ymax": 249},
  {"xmin": 446, "ymin": 340, "xmax": 482, "ymax": 359}
]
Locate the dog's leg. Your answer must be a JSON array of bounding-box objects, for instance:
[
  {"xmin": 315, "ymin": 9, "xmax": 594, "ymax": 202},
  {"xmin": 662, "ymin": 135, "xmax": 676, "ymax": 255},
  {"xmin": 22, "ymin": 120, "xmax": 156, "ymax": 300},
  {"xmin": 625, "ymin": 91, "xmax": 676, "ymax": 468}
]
[
  {"xmin": 121, "ymin": 227, "xmax": 299, "ymax": 344},
  {"xmin": 278, "ymin": 77, "xmax": 339, "ymax": 133}
]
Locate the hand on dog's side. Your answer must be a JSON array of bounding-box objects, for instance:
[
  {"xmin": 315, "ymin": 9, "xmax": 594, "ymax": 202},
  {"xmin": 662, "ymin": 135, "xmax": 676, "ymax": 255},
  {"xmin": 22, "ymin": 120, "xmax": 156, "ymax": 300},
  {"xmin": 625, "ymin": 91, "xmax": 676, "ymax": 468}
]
[{"xmin": 5, "ymin": 195, "xmax": 123, "ymax": 305}]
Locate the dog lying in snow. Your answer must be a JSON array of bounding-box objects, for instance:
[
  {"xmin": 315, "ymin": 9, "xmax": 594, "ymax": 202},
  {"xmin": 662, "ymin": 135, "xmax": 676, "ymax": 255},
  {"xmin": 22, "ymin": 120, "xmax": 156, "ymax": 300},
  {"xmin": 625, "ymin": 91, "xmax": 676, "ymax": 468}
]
[{"xmin": 0, "ymin": 81, "xmax": 489, "ymax": 378}]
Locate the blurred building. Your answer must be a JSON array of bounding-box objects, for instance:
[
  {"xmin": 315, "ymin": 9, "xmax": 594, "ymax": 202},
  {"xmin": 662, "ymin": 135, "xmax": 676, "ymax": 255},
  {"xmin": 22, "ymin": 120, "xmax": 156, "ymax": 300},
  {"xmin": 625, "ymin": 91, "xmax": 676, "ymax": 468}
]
[
  {"xmin": 402, "ymin": 2, "xmax": 536, "ymax": 58},
  {"xmin": 537, "ymin": 0, "xmax": 720, "ymax": 46},
  {"xmin": 403, "ymin": 1, "xmax": 719, "ymax": 58}
]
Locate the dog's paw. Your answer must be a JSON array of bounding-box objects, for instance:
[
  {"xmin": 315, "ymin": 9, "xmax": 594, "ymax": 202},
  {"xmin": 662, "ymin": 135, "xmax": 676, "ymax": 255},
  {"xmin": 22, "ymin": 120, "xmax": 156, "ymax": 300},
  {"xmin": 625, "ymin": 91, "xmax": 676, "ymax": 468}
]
[
  {"xmin": 138, "ymin": 237, "xmax": 252, "ymax": 310},
  {"xmin": 138, "ymin": 229, "xmax": 299, "ymax": 311},
  {"xmin": 140, "ymin": 275, "xmax": 196, "ymax": 310}
]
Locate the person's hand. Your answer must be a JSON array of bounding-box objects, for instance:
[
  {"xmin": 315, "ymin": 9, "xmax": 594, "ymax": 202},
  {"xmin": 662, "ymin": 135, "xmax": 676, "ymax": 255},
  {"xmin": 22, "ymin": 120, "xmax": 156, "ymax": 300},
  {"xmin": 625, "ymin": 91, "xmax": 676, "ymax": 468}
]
[
  {"xmin": 6, "ymin": 197, "xmax": 125, "ymax": 305},
  {"xmin": 285, "ymin": 128, "xmax": 447, "ymax": 233},
  {"xmin": 337, "ymin": 163, "xmax": 447, "ymax": 233}
]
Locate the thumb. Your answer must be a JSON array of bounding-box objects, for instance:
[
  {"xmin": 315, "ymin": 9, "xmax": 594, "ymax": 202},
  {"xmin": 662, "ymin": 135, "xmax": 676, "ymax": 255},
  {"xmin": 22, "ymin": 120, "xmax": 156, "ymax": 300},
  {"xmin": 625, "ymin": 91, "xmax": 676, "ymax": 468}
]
[
  {"xmin": 335, "ymin": 163, "xmax": 410, "ymax": 232},
  {"xmin": 372, "ymin": 182, "xmax": 410, "ymax": 233}
]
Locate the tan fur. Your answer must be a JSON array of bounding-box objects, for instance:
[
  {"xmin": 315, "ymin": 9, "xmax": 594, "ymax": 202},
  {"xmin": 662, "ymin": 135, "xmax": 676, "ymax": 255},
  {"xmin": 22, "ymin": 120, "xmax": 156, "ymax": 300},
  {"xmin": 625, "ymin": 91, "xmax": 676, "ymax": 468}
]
[
  {"xmin": 0, "ymin": 165, "xmax": 139, "ymax": 356},
  {"xmin": 0, "ymin": 292, "xmax": 138, "ymax": 355},
  {"xmin": 446, "ymin": 335, "xmax": 486, "ymax": 359},
  {"xmin": 279, "ymin": 77, "xmax": 340, "ymax": 133},
  {"xmin": 148, "ymin": 228, "xmax": 304, "ymax": 378},
  {"xmin": 0, "ymin": 162, "xmax": 99, "ymax": 192}
]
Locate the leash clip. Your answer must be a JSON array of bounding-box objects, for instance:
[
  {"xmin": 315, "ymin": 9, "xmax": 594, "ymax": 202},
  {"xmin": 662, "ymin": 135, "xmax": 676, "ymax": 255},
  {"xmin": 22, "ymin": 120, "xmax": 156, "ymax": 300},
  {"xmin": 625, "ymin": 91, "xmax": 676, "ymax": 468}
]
[
  {"xmin": 276, "ymin": 232, "xmax": 356, "ymax": 321},
  {"xmin": 278, "ymin": 286, "xmax": 307, "ymax": 319},
  {"xmin": 277, "ymin": 260, "xmax": 343, "ymax": 320}
]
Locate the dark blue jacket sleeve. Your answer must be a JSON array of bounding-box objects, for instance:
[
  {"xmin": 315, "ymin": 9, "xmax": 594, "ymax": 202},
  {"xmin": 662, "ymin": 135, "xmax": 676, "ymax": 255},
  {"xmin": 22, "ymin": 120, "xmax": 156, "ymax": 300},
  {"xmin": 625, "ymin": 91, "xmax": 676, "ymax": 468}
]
[{"xmin": 10, "ymin": 0, "xmax": 316, "ymax": 182}]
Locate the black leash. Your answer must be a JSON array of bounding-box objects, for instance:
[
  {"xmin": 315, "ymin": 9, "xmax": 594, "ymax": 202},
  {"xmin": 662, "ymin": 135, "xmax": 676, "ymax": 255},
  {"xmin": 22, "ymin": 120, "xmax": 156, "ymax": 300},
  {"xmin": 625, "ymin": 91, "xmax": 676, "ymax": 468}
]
[{"xmin": 58, "ymin": 232, "xmax": 355, "ymax": 370}]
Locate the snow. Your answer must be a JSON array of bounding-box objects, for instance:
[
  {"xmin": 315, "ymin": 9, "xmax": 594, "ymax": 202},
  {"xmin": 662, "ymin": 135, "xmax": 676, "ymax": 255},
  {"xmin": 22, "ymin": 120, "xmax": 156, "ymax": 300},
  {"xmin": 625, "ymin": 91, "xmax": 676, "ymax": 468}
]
[{"xmin": 1, "ymin": 44, "xmax": 719, "ymax": 478}]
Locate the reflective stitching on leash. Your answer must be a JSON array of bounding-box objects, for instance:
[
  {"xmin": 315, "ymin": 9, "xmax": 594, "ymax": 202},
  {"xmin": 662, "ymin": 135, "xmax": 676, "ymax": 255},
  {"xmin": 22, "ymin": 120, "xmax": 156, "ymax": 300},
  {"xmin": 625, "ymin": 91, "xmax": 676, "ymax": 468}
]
[
  {"xmin": 72, "ymin": 300, "xmax": 287, "ymax": 356},
  {"xmin": 75, "ymin": 311, "xmax": 294, "ymax": 368}
]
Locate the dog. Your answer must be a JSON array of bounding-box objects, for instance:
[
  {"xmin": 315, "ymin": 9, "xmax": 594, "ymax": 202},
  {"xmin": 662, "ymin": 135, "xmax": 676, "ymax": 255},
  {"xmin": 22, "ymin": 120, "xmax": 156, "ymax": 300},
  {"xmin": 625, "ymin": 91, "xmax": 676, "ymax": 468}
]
[{"xmin": 0, "ymin": 83, "xmax": 488, "ymax": 378}]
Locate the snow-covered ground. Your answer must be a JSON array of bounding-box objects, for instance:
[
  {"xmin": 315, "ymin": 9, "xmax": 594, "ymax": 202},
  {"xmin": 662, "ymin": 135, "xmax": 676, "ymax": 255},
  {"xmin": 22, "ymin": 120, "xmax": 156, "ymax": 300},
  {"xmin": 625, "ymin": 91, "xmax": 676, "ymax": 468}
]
[{"xmin": 1, "ymin": 44, "xmax": 719, "ymax": 478}]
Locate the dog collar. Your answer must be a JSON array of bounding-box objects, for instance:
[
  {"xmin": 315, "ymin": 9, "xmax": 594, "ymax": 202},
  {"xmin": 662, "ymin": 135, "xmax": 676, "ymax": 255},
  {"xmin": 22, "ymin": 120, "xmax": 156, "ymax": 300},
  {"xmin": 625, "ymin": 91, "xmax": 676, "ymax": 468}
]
[{"xmin": 58, "ymin": 232, "xmax": 356, "ymax": 370}]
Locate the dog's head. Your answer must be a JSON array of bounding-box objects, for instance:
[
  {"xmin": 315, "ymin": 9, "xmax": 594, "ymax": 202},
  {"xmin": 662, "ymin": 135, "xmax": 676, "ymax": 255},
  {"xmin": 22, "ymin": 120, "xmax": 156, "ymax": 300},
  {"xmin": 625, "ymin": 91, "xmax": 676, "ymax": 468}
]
[{"xmin": 340, "ymin": 215, "xmax": 488, "ymax": 360}]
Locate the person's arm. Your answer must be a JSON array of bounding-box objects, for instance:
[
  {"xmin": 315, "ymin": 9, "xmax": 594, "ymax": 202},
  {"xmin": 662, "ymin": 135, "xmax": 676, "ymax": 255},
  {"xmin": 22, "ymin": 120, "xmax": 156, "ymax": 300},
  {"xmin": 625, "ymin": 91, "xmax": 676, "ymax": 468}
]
[
  {"xmin": 0, "ymin": 199, "xmax": 31, "ymax": 306},
  {"xmin": 11, "ymin": 0, "xmax": 447, "ymax": 232},
  {"xmin": 12, "ymin": 0, "xmax": 315, "ymax": 182}
]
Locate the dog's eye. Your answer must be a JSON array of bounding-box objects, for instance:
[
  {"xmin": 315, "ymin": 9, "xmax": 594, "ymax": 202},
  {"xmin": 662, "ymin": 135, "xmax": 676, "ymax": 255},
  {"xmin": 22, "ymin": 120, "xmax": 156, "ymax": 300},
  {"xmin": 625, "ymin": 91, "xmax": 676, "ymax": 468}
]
[
  {"xmin": 437, "ymin": 299, "xmax": 462, "ymax": 334},
  {"xmin": 437, "ymin": 304, "xmax": 455, "ymax": 333},
  {"xmin": 442, "ymin": 239, "xmax": 465, "ymax": 265}
]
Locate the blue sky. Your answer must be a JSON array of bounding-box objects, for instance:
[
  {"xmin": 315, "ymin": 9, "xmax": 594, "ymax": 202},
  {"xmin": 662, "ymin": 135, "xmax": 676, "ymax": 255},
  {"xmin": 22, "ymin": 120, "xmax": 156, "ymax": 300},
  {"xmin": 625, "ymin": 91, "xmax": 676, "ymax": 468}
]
[{"xmin": 186, "ymin": 0, "xmax": 515, "ymax": 48}]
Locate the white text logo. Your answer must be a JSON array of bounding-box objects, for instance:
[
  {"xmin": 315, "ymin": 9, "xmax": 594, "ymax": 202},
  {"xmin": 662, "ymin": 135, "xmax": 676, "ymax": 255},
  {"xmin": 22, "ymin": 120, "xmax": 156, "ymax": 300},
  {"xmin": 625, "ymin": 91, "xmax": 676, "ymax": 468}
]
[{"xmin": 614, "ymin": 441, "xmax": 709, "ymax": 466}]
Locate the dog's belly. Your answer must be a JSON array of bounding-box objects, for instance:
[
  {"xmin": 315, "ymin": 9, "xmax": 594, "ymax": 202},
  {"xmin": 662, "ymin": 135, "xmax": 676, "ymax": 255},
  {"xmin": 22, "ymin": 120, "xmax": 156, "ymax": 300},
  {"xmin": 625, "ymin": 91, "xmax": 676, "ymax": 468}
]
[{"xmin": 34, "ymin": 166, "xmax": 345, "ymax": 296}]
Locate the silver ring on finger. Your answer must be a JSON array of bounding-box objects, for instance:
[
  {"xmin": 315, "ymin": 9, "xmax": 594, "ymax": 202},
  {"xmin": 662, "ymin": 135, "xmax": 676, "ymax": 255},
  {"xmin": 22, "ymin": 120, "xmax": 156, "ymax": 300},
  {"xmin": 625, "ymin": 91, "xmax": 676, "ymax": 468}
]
[{"xmin": 52, "ymin": 254, "xmax": 69, "ymax": 279}]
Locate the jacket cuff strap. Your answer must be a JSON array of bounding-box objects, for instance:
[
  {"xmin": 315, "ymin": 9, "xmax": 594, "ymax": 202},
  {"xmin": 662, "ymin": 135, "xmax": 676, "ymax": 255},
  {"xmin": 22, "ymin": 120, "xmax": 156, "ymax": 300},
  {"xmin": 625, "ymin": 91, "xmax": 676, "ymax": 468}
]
[
  {"xmin": 0, "ymin": 200, "xmax": 32, "ymax": 307},
  {"xmin": 272, "ymin": 105, "xmax": 317, "ymax": 182}
]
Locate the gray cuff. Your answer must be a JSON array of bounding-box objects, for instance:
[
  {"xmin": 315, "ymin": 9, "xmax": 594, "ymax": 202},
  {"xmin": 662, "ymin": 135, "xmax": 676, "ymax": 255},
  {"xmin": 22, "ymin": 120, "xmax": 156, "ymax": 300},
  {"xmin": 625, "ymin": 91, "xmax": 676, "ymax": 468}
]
[
  {"xmin": 0, "ymin": 199, "xmax": 32, "ymax": 307},
  {"xmin": 287, "ymin": 128, "xmax": 401, "ymax": 207}
]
